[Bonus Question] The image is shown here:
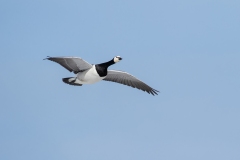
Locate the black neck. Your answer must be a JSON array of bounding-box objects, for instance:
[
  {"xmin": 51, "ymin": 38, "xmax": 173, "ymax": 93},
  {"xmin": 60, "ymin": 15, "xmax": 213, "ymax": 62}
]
[
  {"xmin": 98, "ymin": 59, "xmax": 115, "ymax": 68},
  {"xmin": 95, "ymin": 59, "xmax": 115, "ymax": 77}
]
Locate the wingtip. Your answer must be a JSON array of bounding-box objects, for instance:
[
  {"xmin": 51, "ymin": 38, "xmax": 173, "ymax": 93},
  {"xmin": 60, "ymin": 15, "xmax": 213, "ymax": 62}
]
[
  {"xmin": 150, "ymin": 88, "xmax": 160, "ymax": 96},
  {"xmin": 43, "ymin": 56, "xmax": 51, "ymax": 60}
]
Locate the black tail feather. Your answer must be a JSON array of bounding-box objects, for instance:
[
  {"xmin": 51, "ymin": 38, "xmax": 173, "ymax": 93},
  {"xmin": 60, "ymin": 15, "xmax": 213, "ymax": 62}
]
[{"xmin": 62, "ymin": 77, "xmax": 82, "ymax": 86}]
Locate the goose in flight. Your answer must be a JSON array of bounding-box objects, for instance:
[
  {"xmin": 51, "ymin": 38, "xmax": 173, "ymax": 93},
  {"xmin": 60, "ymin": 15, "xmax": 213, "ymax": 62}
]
[{"xmin": 44, "ymin": 56, "xmax": 159, "ymax": 95}]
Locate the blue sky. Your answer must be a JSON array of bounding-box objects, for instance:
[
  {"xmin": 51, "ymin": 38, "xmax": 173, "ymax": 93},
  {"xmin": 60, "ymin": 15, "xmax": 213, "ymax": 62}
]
[{"xmin": 1, "ymin": 0, "xmax": 240, "ymax": 160}]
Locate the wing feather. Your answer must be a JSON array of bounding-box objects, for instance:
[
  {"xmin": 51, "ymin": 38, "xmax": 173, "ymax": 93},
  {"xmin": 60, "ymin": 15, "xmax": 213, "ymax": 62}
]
[
  {"xmin": 44, "ymin": 56, "xmax": 92, "ymax": 73},
  {"xmin": 103, "ymin": 70, "xmax": 159, "ymax": 95}
]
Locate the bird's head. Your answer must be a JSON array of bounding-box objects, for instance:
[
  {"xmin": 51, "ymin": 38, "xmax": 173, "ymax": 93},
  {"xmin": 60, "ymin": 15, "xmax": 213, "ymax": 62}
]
[{"xmin": 113, "ymin": 56, "xmax": 122, "ymax": 63}]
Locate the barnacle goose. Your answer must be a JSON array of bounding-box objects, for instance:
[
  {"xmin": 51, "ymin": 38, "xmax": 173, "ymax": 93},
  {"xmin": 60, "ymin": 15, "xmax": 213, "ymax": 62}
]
[{"xmin": 44, "ymin": 56, "xmax": 159, "ymax": 95}]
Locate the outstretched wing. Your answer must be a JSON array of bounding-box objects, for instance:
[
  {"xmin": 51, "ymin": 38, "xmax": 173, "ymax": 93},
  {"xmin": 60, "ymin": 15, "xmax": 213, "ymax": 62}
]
[
  {"xmin": 103, "ymin": 70, "xmax": 159, "ymax": 95},
  {"xmin": 44, "ymin": 56, "xmax": 92, "ymax": 73}
]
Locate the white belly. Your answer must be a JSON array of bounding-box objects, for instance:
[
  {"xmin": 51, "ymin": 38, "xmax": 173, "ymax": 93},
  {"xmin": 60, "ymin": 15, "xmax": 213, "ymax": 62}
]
[{"xmin": 76, "ymin": 65, "xmax": 105, "ymax": 84}]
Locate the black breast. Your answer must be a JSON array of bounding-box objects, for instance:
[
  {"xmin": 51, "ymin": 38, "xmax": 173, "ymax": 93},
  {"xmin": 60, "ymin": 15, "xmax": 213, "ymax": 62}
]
[{"xmin": 95, "ymin": 65, "xmax": 108, "ymax": 77}]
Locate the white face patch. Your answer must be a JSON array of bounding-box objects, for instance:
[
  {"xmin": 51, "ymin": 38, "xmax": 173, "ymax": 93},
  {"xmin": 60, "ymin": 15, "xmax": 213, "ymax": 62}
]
[{"xmin": 114, "ymin": 56, "xmax": 122, "ymax": 63}]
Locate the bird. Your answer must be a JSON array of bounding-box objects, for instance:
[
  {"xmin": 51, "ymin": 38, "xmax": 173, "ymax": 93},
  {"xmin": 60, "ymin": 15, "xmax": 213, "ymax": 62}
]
[{"xmin": 44, "ymin": 56, "xmax": 159, "ymax": 95}]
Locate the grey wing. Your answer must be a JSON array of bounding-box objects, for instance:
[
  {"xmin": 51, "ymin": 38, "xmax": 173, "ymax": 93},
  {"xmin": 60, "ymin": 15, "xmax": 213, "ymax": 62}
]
[
  {"xmin": 103, "ymin": 70, "xmax": 159, "ymax": 95},
  {"xmin": 44, "ymin": 56, "xmax": 92, "ymax": 73}
]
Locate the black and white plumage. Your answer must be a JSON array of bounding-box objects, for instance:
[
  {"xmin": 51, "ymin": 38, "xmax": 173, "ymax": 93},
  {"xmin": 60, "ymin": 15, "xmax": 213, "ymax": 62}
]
[{"xmin": 44, "ymin": 56, "xmax": 159, "ymax": 95}]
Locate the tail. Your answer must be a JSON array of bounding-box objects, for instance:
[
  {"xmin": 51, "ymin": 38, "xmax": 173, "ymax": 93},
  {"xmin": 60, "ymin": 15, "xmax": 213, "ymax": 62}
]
[{"xmin": 62, "ymin": 77, "xmax": 82, "ymax": 86}]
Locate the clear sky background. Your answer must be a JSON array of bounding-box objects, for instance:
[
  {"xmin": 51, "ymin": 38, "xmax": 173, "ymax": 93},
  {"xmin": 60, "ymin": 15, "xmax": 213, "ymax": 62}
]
[{"xmin": 1, "ymin": 0, "xmax": 240, "ymax": 160}]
